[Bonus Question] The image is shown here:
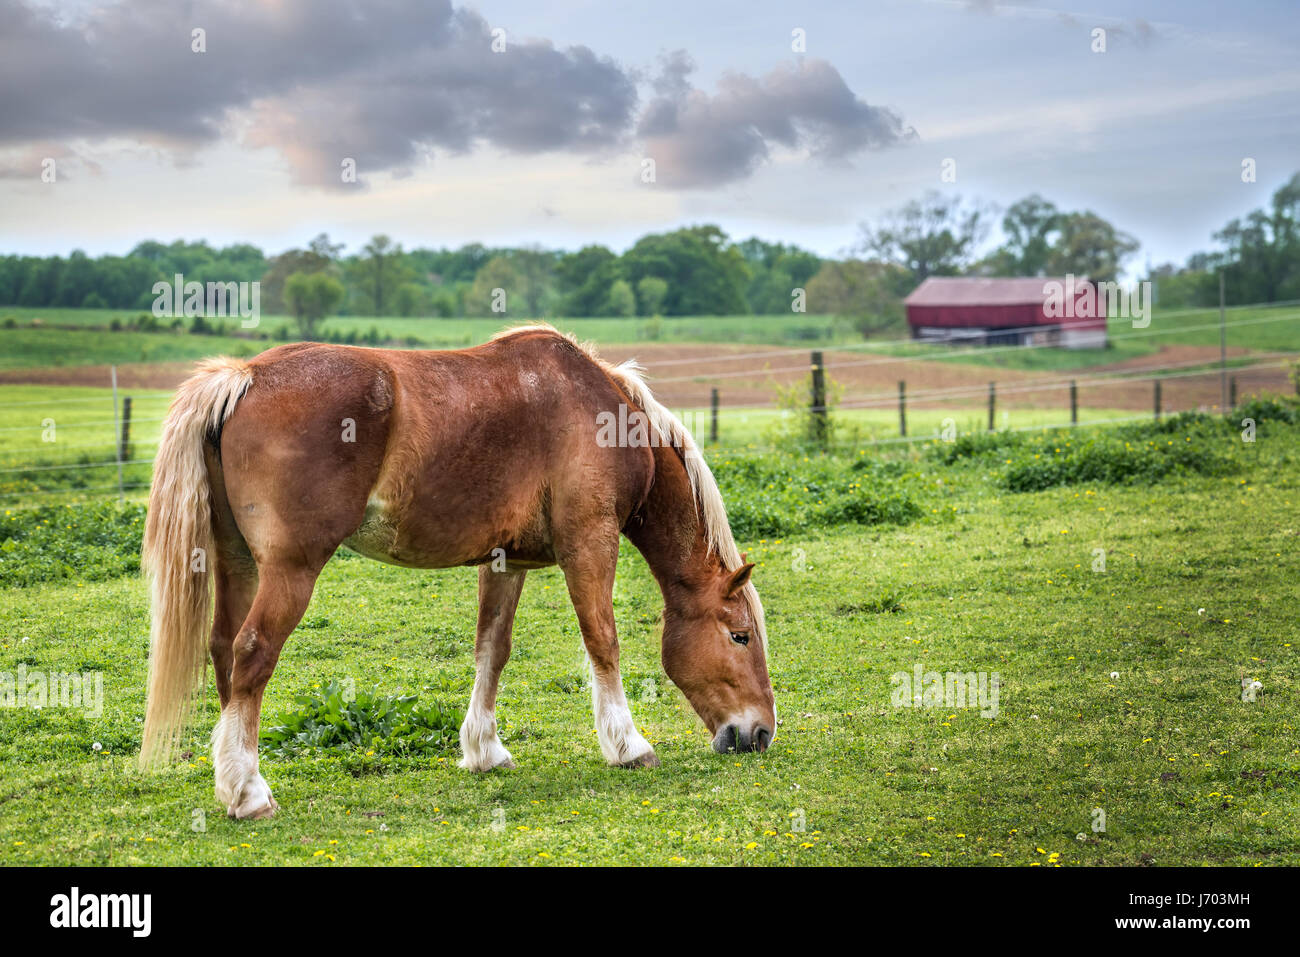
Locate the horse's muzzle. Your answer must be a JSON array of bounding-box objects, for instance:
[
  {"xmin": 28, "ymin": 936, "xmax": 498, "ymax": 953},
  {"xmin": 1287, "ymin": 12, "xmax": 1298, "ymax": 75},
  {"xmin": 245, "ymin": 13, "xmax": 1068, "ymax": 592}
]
[{"xmin": 712, "ymin": 722, "xmax": 773, "ymax": 754}]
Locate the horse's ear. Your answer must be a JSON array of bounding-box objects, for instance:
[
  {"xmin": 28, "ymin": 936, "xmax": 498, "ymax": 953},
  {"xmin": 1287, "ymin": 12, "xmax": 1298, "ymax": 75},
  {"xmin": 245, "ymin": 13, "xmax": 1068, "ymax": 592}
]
[{"xmin": 725, "ymin": 562, "xmax": 755, "ymax": 597}]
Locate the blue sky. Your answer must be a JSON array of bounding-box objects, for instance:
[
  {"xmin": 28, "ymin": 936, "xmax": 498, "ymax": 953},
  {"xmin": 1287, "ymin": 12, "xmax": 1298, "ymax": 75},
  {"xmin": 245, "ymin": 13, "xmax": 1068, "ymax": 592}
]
[{"xmin": 1, "ymin": 0, "xmax": 1296, "ymax": 276}]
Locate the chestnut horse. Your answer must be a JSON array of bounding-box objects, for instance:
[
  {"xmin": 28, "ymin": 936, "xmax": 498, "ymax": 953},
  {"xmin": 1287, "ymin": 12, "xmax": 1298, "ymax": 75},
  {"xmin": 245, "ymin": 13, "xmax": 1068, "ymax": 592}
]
[{"xmin": 139, "ymin": 325, "xmax": 775, "ymax": 818}]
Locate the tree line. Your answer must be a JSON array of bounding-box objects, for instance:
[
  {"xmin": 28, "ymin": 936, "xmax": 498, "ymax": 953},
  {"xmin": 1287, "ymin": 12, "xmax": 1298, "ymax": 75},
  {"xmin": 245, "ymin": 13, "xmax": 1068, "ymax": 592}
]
[{"xmin": 2, "ymin": 172, "xmax": 1295, "ymax": 337}]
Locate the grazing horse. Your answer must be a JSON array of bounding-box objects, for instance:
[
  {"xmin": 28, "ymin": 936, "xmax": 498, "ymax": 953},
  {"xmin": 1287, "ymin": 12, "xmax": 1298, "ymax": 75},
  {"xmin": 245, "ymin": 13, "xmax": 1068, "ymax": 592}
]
[{"xmin": 139, "ymin": 325, "xmax": 775, "ymax": 819}]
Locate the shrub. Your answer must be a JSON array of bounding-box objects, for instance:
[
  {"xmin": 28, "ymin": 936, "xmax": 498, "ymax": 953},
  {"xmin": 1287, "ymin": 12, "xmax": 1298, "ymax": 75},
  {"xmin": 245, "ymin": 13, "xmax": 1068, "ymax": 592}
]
[
  {"xmin": 923, "ymin": 412, "xmax": 1252, "ymax": 493},
  {"xmin": 260, "ymin": 680, "xmax": 462, "ymax": 759},
  {"xmin": 1003, "ymin": 420, "xmax": 1234, "ymax": 492},
  {"xmin": 1235, "ymin": 394, "xmax": 1299, "ymax": 425},
  {"xmin": 713, "ymin": 451, "xmax": 921, "ymax": 539}
]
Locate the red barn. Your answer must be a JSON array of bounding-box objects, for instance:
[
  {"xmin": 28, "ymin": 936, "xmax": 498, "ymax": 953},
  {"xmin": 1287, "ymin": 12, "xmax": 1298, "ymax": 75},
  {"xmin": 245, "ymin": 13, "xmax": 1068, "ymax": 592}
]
[{"xmin": 904, "ymin": 276, "xmax": 1108, "ymax": 349}]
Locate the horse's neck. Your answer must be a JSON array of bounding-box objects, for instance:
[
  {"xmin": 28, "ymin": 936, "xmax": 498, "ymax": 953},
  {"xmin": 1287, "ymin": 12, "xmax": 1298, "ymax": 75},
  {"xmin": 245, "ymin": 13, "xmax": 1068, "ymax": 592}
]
[{"xmin": 624, "ymin": 446, "xmax": 715, "ymax": 602}]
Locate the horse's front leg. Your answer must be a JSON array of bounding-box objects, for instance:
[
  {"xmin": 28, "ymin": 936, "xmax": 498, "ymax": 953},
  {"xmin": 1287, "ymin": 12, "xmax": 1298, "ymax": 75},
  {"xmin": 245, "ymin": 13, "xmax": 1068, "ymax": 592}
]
[
  {"xmin": 459, "ymin": 566, "xmax": 526, "ymax": 771},
  {"xmin": 560, "ymin": 540, "xmax": 659, "ymax": 769}
]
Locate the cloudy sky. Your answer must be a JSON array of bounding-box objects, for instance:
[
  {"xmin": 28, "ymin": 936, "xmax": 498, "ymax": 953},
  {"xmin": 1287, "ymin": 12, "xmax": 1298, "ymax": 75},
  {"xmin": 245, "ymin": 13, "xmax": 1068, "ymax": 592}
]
[{"xmin": 1, "ymin": 0, "xmax": 1297, "ymax": 275}]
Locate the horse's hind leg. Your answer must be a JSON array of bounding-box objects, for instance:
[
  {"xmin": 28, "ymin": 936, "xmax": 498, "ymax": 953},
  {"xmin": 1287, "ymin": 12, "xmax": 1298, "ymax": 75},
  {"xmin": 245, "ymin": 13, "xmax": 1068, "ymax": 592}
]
[
  {"xmin": 459, "ymin": 566, "xmax": 526, "ymax": 771},
  {"xmin": 207, "ymin": 453, "xmax": 258, "ymax": 709},
  {"xmin": 210, "ymin": 552, "xmax": 257, "ymax": 710},
  {"xmin": 558, "ymin": 528, "xmax": 658, "ymax": 769},
  {"xmin": 212, "ymin": 561, "xmax": 320, "ymax": 819}
]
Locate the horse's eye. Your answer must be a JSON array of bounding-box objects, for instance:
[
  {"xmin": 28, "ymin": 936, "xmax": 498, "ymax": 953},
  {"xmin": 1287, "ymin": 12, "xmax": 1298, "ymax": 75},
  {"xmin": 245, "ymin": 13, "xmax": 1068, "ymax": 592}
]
[{"xmin": 730, "ymin": 631, "xmax": 749, "ymax": 646}]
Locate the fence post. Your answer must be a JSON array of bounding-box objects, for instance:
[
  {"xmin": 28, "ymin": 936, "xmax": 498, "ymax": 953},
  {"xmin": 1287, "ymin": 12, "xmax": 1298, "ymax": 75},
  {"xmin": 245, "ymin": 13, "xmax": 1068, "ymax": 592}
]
[
  {"xmin": 119, "ymin": 396, "xmax": 133, "ymax": 463},
  {"xmin": 710, "ymin": 388, "xmax": 719, "ymax": 444},
  {"xmin": 987, "ymin": 382, "xmax": 996, "ymax": 432},
  {"xmin": 1070, "ymin": 380, "xmax": 1078, "ymax": 426},
  {"xmin": 111, "ymin": 366, "xmax": 124, "ymax": 503},
  {"xmin": 1229, "ymin": 375, "xmax": 1237, "ymax": 410},
  {"xmin": 810, "ymin": 351, "xmax": 827, "ymax": 447},
  {"xmin": 898, "ymin": 380, "xmax": 906, "ymax": 437},
  {"xmin": 1154, "ymin": 379, "xmax": 1162, "ymax": 422},
  {"xmin": 1219, "ymin": 270, "xmax": 1228, "ymax": 410}
]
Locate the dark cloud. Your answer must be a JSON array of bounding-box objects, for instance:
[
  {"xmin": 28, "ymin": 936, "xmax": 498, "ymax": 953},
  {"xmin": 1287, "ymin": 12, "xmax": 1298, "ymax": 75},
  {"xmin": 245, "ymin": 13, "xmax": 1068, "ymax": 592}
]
[
  {"xmin": 242, "ymin": 12, "xmax": 639, "ymax": 186},
  {"xmin": 0, "ymin": 1, "xmax": 914, "ymax": 190},
  {"xmin": 0, "ymin": 0, "xmax": 636, "ymax": 187},
  {"xmin": 637, "ymin": 53, "xmax": 915, "ymax": 189}
]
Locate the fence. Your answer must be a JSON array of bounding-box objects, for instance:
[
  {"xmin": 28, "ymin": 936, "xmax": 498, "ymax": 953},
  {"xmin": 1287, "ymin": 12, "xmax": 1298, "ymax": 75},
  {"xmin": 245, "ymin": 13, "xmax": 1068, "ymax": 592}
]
[
  {"xmin": 0, "ymin": 368, "xmax": 173, "ymax": 506},
  {"xmin": 647, "ymin": 301, "xmax": 1300, "ymax": 451},
  {"xmin": 2, "ymin": 304, "xmax": 1298, "ymax": 505},
  {"xmin": 687, "ymin": 353, "xmax": 1297, "ymax": 453}
]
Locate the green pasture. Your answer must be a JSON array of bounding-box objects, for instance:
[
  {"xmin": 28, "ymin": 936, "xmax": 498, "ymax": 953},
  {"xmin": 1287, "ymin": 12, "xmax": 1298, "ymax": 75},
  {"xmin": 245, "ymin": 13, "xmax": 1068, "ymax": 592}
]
[
  {"xmin": 1, "ymin": 404, "xmax": 1297, "ymax": 865},
  {"xmin": 0, "ymin": 386, "xmax": 169, "ymax": 504},
  {"xmin": 1, "ymin": 308, "xmax": 850, "ymax": 350},
  {"xmin": 2, "ymin": 304, "xmax": 1296, "ymax": 373}
]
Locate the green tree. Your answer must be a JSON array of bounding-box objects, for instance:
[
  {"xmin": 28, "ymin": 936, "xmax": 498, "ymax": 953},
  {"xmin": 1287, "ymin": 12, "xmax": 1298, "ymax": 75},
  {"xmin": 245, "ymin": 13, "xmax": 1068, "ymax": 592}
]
[
  {"xmin": 355, "ymin": 234, "xmax": 415, "ymax": 315},
  {"xmin": 261, "ymin": 246, "xmax": 333, "ymax": 314},
  {"xmin": 620, "ymin": 225, "xmax": 749, "ymax": 315},
  {"xmin": 606, "ymin": 279, "xmax": 636, "ymax": 317},
  {"xmin": 996, "ymin": 195, "xmax": 1062, "ymax": 276},
  {"xmin": 855, "ymin": 192, "xmax": 990, "ymax": 288},
  {"xmin": 284, "ymin": 271, "xmax": 345, "ymax": 339},
  {"xmin": 735, "ymin": 238, "xmax": 822, "ymax": 313},
  {"xmin": 1144, "ymin": 262, "xmax": 1217, "ymax": 309},
  {"xmin": 1045, "ymin": 212, "xmax": 1139, "ymax": 283},
  {"xmin": 504, "ymin": 247, "xmax": 559, "ymax": 318},
  {"xmin": 468, "ymin": 256, "xmax": 521, "ymax": 317},
  {"xmin": 556, "ymin": 245, "xmax": 620, "ymax": 316},
  {"xmin": 394, "ymin": 282, "xmax": 430, "ymax": 317},
  {"xmin": 1213, "ymin": 172, "xmax": 1300, "ymax": 303},
  {"xmin": 18, "ymin": 256, "xmax": 62, "ymax": 306},
  {"xmin": 636, "ymin": 276, "xmax": 668, "ymax": 316},
  {"xmin": 805, "ymin": 260, "xmax": 910, "ymax": 337}
]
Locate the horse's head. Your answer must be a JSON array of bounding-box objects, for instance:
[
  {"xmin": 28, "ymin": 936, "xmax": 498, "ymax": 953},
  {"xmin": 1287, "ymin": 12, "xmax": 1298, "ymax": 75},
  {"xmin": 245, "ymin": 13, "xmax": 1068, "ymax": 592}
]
[{"xmin": 661, "ymin": 561, "xmax": 776, "ymax": 753}]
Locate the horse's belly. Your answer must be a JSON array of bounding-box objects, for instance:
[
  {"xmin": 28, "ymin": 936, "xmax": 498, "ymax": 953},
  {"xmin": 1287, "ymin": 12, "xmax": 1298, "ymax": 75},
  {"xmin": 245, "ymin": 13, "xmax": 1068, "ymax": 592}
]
[
  {"xmin": 341, "ymin": 502, "xmax": 423, "ymax": 567},
  {"xmin": 341, "ymin": 497, "xmax": 553, "ymax": 569}
]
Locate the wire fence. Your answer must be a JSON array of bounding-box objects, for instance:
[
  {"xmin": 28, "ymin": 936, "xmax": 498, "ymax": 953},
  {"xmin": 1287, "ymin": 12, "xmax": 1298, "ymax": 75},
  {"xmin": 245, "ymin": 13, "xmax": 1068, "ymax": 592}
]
[{"xmin": 1, "ymin": 303, "xmax": 1297, "ymax": 507}]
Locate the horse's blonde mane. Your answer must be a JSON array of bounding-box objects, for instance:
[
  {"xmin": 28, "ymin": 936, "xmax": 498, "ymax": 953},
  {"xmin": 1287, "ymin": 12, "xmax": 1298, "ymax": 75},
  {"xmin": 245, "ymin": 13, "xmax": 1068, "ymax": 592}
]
[{"xmin": 491, "ymin": 323, "xmax": 767, "ymax": 646}]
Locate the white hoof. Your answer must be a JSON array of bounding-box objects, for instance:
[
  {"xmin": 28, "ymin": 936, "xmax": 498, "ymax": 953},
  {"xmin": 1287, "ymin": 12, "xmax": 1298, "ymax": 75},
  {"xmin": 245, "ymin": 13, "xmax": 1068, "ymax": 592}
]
[
  {"xmin": 598, "ymin": 718, "xmax": 656, "ymax": 767},
  {"xmin": 459, "ymin": 708, "xmax": 516, "ymax": 771},
  {"xmin": 459, "ymin": 737, "xmax": 516, "ymax": 772},
  {"xmin": 226, "ymin": 772, "xmax": 279, "ymax": 819}
]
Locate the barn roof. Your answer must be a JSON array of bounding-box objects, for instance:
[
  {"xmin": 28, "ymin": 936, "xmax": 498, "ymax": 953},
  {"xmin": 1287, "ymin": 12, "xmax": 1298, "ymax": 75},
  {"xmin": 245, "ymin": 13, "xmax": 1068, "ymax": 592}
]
[{"xmin": 904, "ymin": 276, "xmax": 1088, "ymax": 307}]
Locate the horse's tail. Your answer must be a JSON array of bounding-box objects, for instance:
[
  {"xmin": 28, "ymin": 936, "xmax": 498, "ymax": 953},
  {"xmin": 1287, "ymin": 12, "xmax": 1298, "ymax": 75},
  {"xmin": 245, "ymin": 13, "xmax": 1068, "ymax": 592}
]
[{"xmin": 139, "ymin": 357, "xmax": 252, "ymax": 769}]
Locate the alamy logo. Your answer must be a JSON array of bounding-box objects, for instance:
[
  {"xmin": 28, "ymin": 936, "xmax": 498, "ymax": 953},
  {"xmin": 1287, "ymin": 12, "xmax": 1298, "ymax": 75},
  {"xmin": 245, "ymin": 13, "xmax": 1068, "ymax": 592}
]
[
  {"xmin": 152, "ymin": 273, "xmax": 260, "ymax": 328},
  {"xmin": 49, "ymin": 887, "xmax": 151, "ymax": 937},
  {"xmin": 595, "ymin": 404, "xmax": 682, "ymax": 448},
  {"xmin": 890, "ymin": 664, "xmax": 1000, "ymax": 718},
  {"xmin": 0, "ymin": 665, "xmax": 102, "ymax": 716},
  {"xmin": 1042, "ymin": 274, "xmax": 1150, "ymax": 328}
]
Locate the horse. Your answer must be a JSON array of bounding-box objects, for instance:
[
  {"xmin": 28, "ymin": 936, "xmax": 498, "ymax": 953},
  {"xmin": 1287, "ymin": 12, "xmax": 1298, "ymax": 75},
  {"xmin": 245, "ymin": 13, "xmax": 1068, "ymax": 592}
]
[{"xmin": 138, "ymin": 325, "xmax": 776, "ymax": 819}]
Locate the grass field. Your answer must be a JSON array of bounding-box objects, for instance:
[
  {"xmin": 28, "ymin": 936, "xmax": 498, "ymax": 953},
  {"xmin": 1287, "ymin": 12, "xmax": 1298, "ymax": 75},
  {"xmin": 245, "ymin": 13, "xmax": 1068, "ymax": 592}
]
[
  {"xmin": 2, "ymin": 303, "xmax": 1297, "ymax": 368},
  {"xmin": 2, "ymin": 308, "xmax": 853, "ymax": 351},
  {"xmin": 0, "ymin": 327, "xmax": 263, "ymax": 371},
  {"xmin": 1, "ymin": 405, "xmax": 1297, "ymax": 865},
  {"xmin": 0, "ymin": 386, "xmax": 171, "ymax": 504}
]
